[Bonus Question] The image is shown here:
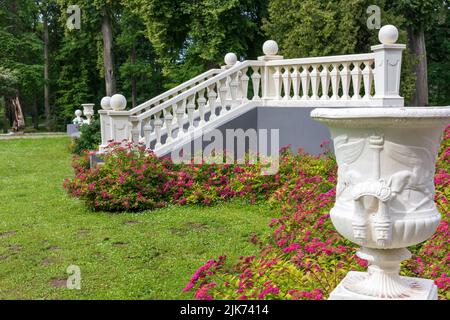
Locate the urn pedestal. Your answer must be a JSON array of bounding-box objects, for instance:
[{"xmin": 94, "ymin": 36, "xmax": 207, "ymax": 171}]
[{"xmin": 311, "ymin": 107, "xmax": 450, "ymax": 300}]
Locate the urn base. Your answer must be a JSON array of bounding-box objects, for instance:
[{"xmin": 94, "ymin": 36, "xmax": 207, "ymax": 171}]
[{"xmin": 329, "ymin": 272, "xmax": 437, "ymax": 300}]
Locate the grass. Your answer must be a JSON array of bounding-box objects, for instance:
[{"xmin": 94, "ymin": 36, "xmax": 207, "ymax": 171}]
[{"xmin": 0, "ymin": 137, "xmax": 275, "ymax": 299}]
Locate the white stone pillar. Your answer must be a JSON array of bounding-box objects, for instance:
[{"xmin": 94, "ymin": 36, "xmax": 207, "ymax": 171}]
[
  {"xmin": 258, "ymin": 40, "xmax": 283, "ymax": 100},
  {"xmin": 98, "ymin": 96, "xmax": 112, "ymax": 151},
  {"xmin": 371, "ymin": 25, "xmax": 406, "ymax": 107},
  {"xmin": 108, "ymin": 94, "xmax": 130, "ymax": 144}
]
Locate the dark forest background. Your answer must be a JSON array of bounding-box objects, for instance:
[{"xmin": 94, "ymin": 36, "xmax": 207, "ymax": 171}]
[{"xmin": 0, "ymin": 0, "xmax": 449, "ymax": 132}]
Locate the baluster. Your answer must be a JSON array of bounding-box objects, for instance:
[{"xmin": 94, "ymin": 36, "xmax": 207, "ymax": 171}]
[
  {"xmin": 310, "ymin": 64, "xmax": 320, "ymax": 100},
  {"xmin": 300, "ymin": 65, "xmax": 310, "ymax": 100},
  {"xmin": 251, "ymin": 66, "xmax": 261, "ymax": 100},
  {"xmin": 320, "ymin": 64, "xmax": 330, "ymax": 100},
  {"xmin": 186, "ymin": 94, "xmax": 196, "ymax": 131},
  {"xmin": 282, "ymin": 67, "xmax": 291, "ymax": 100},
  {"xmin": 154, "ymin": 112, "xmax": 163, "ymax": 148},
  {"xmin": 229, "ymin": 72, "xmax": 239, "ymax": 108},
  {"xmin": 207, "ymin": 84, "xmax": 218, "ymax": 120},
  {"xmin": 176, "ymin": 99, "xmax": 186, "ymax": 138},
  {"xmin": 291, "ymin": 66, "xmax": 300, "ymax": 100},
  {"xmin": 161, "ymin": 107, "xmax": 168, "ymax": 130},
  {"xmin": 241, "ymin": 67, "xmax": 249, "ymax": 102},
  {"xmin": 226, "ymin": 75, "xmax": 231, "ymax": 100},
  {"xmin": 130, "ymin": 118, "xmax": 141, "ymax": 143},
  {"xmin": 351, "ymin": 63, "xmax": 362, "ymax": 100},
  {"xmin": 143, "ymin": 118, "xmax": 152, "ymax": 149},
  {"xmin": 218, "ymin": 78, "xmax": 228, "ymax": 115},
  {"xmin": 165, "ymin": 107, "xmax": 174, "ymax": 143},
  {"xmin": 273, "ymin": 66, "xmax": 282, "ymax": 99},
  {"xmin": 197, "ymin": 89, "xmax": 207, "ymax": 126},
  {"xmin": 362, "ymin": 60, "xmax": 373, "ymax": 99},
  {"xmin": 330, "ymin": 63, "xmax": 341, "ymax": 100},
  {"xmin": 341, "ymin": 62, "xmax": 351, "ymax": 100}
]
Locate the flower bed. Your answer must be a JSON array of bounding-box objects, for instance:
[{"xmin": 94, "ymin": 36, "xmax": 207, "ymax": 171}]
[
  {"xmin": 64, "ymin": 126, "xmax": 450, "ymax": 300},
  {"xmin": 182, "ymin": 126, "xmax": 449, "ymax": 300}
]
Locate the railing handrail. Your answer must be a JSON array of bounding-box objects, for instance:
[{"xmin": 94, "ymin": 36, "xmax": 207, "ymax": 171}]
[
  {"xmin": 128, "ymin": 68, "xmax": 223, "ymax": 116},
  {"xmin": 128, "ymin": 52, "xmax": 376, "ymax": 120},
  {"xmin": 101, "ymin": 28, "xmax": 407, "ymax": 152},
  {"xmin": 132, "ymin": 60, "xmax": 265, "ymax": 121},
  {"xmin": 265, "ymin": 53, "xmax": 375, "ymax": 66},
  {"xmin": 131, "ymin": 53, "xmax": 377, "ymax": 121}
]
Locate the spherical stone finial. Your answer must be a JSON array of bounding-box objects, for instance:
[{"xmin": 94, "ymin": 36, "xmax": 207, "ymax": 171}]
[
  {"xmin": 75, "ymin": 109, "xmax": 82, "ymax": 117},
  {"xmin": 100, "ymin": 96, "xmax": 112, "ymax": 110},
  {"xmin": 110, "ymin": 94, "xmax": 127, "ymax": 111},
  {"xmin": 224, "ymin": 52, "xmax": 237, "ymax": 66},
  {"xmin": 379, "ymin": 25, "xmax": 399, "ymax": 45},
  {"xmin": 263, "ymin": 40, "xmax": 279, "ymax": 56}
]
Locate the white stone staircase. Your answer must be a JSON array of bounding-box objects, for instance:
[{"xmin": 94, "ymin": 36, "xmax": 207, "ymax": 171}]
[{"xmin": 97, "ymin": 36, "xmax": 406, "ymax": 156}]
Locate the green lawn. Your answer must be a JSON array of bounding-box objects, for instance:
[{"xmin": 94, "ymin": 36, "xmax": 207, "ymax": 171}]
[{"xmin": 0, "ymin": 137, "xmax": 275, "ymax": 299}]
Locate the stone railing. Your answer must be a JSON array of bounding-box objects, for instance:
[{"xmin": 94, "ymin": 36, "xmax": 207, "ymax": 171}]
[{"xmin": 97, "ymin": 25, "xmax": 406, "ymax": 154}]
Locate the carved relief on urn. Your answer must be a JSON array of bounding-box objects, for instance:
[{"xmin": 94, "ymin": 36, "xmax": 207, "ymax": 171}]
[{"xmin": 311, "ymin": 107, "xmax": 450, "ymax": 300}]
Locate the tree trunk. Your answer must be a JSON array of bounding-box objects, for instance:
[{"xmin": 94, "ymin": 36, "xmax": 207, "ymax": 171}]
[
  {"xmin": 43, "ymin": 9, "xmax": 50, "ymax": 126},
  {"xmin": 130, "ymin": 45, "xmax": 137, "ymax": 108},
  {"xmin": 2, "ymin": 97, "xmax": 8, "ymax": 133},
  {"xmin": 33, "ymin": 92, "xmax": 39, "ymax": 130},
  {"xmin": 11, "ymin": 94, "xmax": 25, "ymax": 132},
  {"xmin": 408, "ymin": 28, "xmax": 428, "ymax": 106},
  {"xmin": 101, "ymin": 7, "xmax": 116, "ymax": 96}
]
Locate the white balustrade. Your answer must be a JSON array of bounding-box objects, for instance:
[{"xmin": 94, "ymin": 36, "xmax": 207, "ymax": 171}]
[{"xmin": 100, "ymin": 29, "xmax": 405, "ymax": 155}]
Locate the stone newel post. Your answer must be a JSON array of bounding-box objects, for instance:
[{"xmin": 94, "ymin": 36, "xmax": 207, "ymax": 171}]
[
  {"xmin": 98, "ymin": 96, "xmax": 112, "ymax": 151},
  {"xmin": 310, "ymin": 25, "xmax": 450, "ymax": 300},
  {"xmin": 371, "ymin": 25, "xmax": 406, "ymax": 107},
  {"xmin": 107, "ymin": 94, "xmax": 130, "ymax": 143},
  {"xmin": 258, "ymin": 40, "xmax": 283, "ymax": 100}
]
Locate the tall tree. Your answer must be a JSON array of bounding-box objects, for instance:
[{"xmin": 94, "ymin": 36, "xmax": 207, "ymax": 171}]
[
  {"xmin": 0, "ymin": 0, "xmax": 43, "ymax": 131},
  {"xmin": 392, "ymin": 0, "xmax": 444, "ymax": 106},
  {"xmin": 42, "ymin": 2, "xmax": 51, "ymax": 125},
  {"xmin": 116, "ymin": 7, "xmax": 161, "ymax": 108},
  {"xmin": 101, "ymin": 5, "xmax": 116, "ymax": 96},
  {"xmin": 125, "ymin": 0, "xmax": 268, "ymax": 87},
  {"xmin": 262, "ymin": 0, "xmax": 416, "ymax": 102},
  {"xmin": 426, "ymin": 2, "xmax": 450, "ymax": 106}
]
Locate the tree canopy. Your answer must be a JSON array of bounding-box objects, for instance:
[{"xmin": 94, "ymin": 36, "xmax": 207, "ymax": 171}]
[{"xmin": 0, "ymin": 0, "xmax": 448, "ymax": 132}]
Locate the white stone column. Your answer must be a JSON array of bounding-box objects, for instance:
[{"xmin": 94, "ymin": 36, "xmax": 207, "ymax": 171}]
[
  {"xmin": 107, "ymin": 94, "xmax": 130, "ymax": 144},
  {"xmin": 258, "ymin": 40, "xmax": 283, "ymax": 100},
  {"xmin": 371, "ymin": 25, "xmax": 406, "ymax": 107},
  {"xmin": 98, "ymin": 96, "xmax": 112, "ymax": 151}
]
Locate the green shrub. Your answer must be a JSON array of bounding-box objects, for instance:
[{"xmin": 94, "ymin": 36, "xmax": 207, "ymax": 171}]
[{"xmin": 70, "ymin": 118, "xmax": 101, "ymax": 155}]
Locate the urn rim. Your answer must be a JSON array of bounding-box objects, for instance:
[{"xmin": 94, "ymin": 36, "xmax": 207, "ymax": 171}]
[{"xmin": 311, "ymin": 107, "xmax": 450, "ymax": 128}]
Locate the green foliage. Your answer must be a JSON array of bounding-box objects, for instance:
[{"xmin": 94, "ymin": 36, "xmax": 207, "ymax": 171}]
[
  {"xmin": 0, "ymin": 67, "xmax": 18, "ymax": 99},
  {"xmin": 262, "ymin": 0, "xmax": 416, "ymax": 101},
  {"xmin": 124, "ymin": 0, "xmax": 268, "ymax": 85},
  {"xmin": 427, "ymin": 3, "xmax": 450, "ymax": 106},
  {"xmin": 70, "ymin": 119, "xmax": 101, "ymax": 155},
  {"xmin": 392, "ymin": 0, "xmax": 445, "ymax": 32},
  {"xmin": 0, "ymin": 0, "xmax": 448, "ymax": 131},
  {"xmin": 0, "ymin": 0, "xmax": 44, "ymax": 108}
]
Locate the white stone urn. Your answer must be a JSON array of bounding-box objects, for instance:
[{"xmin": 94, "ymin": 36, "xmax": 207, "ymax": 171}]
[
  {"xmin": 82, "ymin": 103, "xmax": 95, "ymax": 124},
  {"xmin": 311, "ymin": 107, "xmax": 450, "ymax": 300}
]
